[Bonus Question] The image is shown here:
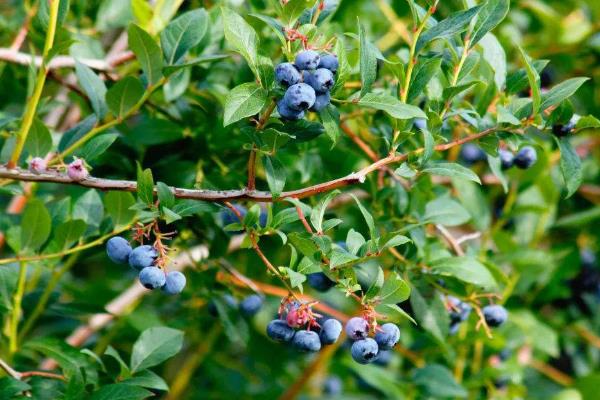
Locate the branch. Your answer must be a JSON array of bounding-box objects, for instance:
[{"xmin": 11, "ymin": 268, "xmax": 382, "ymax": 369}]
[
  {"xmin": 0, "ymin": 127, "xmax": 502, "ymax": 203},
  {"xmin": 0, "ymin": 48, "xmax": 134, "ymax": 72},
  {"xmin": 0, "ymin": 356, "xmax": 65, "ymax": 383}
]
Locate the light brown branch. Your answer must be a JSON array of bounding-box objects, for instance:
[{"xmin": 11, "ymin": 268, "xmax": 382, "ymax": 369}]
[{"xmin": 0, "ymin": 48, "xmax": 134, "ymax": 71}]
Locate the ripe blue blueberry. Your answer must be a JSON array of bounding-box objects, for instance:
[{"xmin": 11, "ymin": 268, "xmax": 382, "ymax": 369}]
[
  {"xmin": 310, "ymin": 92, "xmax": 331, "ymax": 112},
  {"xmin": 413, "ymin": 119, "xmax": 427, "ymax": 131},
  {"xmin": 318, "ymin": 54, "xmax": 339, "ymax": 74},
  {"xmin": 292, "ymin": 330, "xmax": 322, "ymax": 352},
  {"xmin": 303, "ymin": 69, "xmax": 334, "ymax": 94},
  {"xmin": 307, "ymin": 272, "xmax": 335, "ymax": 292},
  {"xmin": 106, "ymin": 236, "xmax": 132, "ymax": 264},
  {"xmin": 139, "ymin": 266, "xmax": 166, "ymax": 290},
  {"xmin": 162, "ymin": 271, "xmax": 186, "ymax": 295},
  {"xmin": 449, "ymin": 321, "xmax": 461, "ymax": 336},
  {"xmin": 460, "ymin": 143, "xmax": 486, "ymax": 164},
  {"xmin": 499, "ymin": 149, "xmax": 514, "ymax": 169},
  {"xmin": 552, "ymin": 121, "xmax": 575, "ymax": 137},
  {"xmin": 129, "ymin": 245, "xmax": 158, "ymax": 271},
  {"xmin": 447, "ymin": 296, "xmax": 471, "ymax": 324},
  {"xmin": 514, "ymin": 146, "xmax": 537, "ymax": 169},
  {"xmin": 351, "ymin": 338, "xmax": 379, "ymax": 364},
  {"xmin": 581, "ymin": 249, "xmax": 597, "ymax": 269},
  {"xmin": 267, "ymin": 319, "xmax": 295, "ymax": 342},
  {"xmin": 345, "ymin": 317, "xmax": 369, "ymax": 340},
  {"xmin": 483, "ymin": 305, "xmax": 508, "ymax": 327},
  {"xmin": 319, "ymin": 318, "xmax": 342, "ymax": 345},
  {"xmin": 277, "ymin": 99, "xmax": 305, "ymax": 120},
  {"xmin": 295, "ymin": 50, "xmax": 320, "ymax": 70},
  {"xmin": 275, "ymin": 62, "xmax": 301, "ymax": 87},
  {"xmin": 239, "ymin": 294, "xmax": 263, "ymax": 317},
  {"xmin": 374, "ymin": 323, "xmax": 400, "ymax": 350},
  {"xmin": 283, "ymin": 83, "xmax": 316, "ymax": 111},
  {"xmin": 374, "ymin": 350, "xmax": 392, "ymax": 366},
  {"xmin": 323, "ymin": 376, "xmax": 342, "ymax": 395},
  {"xmin": 221, "ymin": 204, "xmax": 246, "ymax": 227}
]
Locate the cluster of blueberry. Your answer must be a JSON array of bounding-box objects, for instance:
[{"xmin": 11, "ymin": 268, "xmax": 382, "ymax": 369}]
[
  {"xmin": 446, "ymin": 296, "xmax": 508, "ymax": 334},
  {"xmin": 266, "ymin": 303, "xmax": 342, "ymax": 352},
  {"xmin": 460, "ymin": 143, "xmax": 538, "ymax": 170},
  {"xmin": 345, "ymin": 317, "xmax": 400, "ymax": 364},
  {"xmin": 106, "ymin": 237, "xmax": 186, "ymax": 294},
  {"xmin": 275, "ymin": 50, "xmax": 338, "ymax": 120}
]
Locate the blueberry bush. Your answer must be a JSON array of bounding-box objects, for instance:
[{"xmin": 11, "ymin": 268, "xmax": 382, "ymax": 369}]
[{"xmin": 0, "ymin": 0, "xmax": 599, "ymax": 398}]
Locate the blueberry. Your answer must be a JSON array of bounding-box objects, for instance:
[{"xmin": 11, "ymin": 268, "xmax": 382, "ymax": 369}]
[
  {"xmin": 345, "ymin": 317, "xmax": 369, "ymax": 340},
  {"xmin": 267, "ymin": 319, "xmax": 295, "ymax": 342},
  {"xmin": 295, "ymin": 50, "xmax": 320, "ymax": 70},
  {"xmin": 106, "ymin": 236, "xmax": 132, "ymax": 264},
  {"xmin": 221, "ymin": 204, "xmax": 246, "ymax": 228},
  {"xmin": 277, "ymin": 99, "xmax": 305, "ymax": 120},
  {"xmin": 498, "ymin": 348, "xmax": 511, "ymax": 362},
  {"xmin": 320, "ymin": 318, "xmax": 342, "ymax": 345},
  {"xmin": 239, "ymin": 294, "xmax": 263, "ymax": 317},
  {"xmin": 162, "ymin": 271, "xmax": 186, "ymax": 295},
  {"xmin": 303, "ymin": 69, "xmax": 334, "ymax": 94},
  {"xmin": 373, "ymin": 350, "xmax": 392, "ymax": 366},
  {"xmin": 351, "ymin": 338, "xmax": 379, "ymax": 364},
  {"xmin": 483, "ymin": 305, "xmax": 508, "ymax": 327},
  {"xmin": 447, "ymin": 296, "xmax": 471, "ymax": 324},
  {"xmin": 129, "ymin": 245, "xmax": 158, "ymax": 271},
  {"xmin": 460, "ymin": 143, "xmax": 486, "ymax": 164},
  {"xmin": 413, "ymin": 119, "xmax": 427, "ymax": 131},
  {"xmin": 318, "ymin": 54, "xmax": 339, "ymax": 74},
  {"xmin": 581, "ymin": 249, "xmax": 597, "ymax": 269},
  {"xmin": 498, "ymin": 149, "xmax": 514, "ymax": 169},
  {"xmin": 513, "ymin": 146, "xmax": 537, "ymax": 169},
  {"xmin": 208, "ymin": 294, "xmax": 237, "ymax": 317},
  {"xmin": 374, "ymin": 323, "xmax": 400, "ymax": 350},
  {"xmin": 310, "ymin": 92, "xmax": 331, "ymax": 112},
  {"xmin": 139, "ymin": 266, "xmax": 166, "ymax": 290},
  {"xmin": 552, "ymin": 121, "xmax": 575, "ymax": 137},
  {"xmin": 323, "ymin": 376, "xmax": 343, "ymax": 395},
  {"xmin": 449, "ymin": 321, "xmax": 461, "ymax": 336},
  {"xmin": 292, "ymin": 330, "xmax": 321, "ymax": 352},
  {"xmin": 307, "ymin": 272, "xmax": 335, "ymax": 292},
  {"xmin": 283, "ymin": 83, "xmax": 316, "ymax": 111},
  {"xmin": 275, "ymin": 62, "xmax": 302, "ymax": 87}
]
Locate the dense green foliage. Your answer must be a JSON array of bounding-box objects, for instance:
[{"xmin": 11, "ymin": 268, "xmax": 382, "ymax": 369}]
[{"xmin": 0, "ymin": 0, "xmax": 599, "ymax": 398}]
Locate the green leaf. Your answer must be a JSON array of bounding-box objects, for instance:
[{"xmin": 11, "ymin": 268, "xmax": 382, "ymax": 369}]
[
  {"xmin": 162, "ymin": 54, "xmax": 229, "ymax": 76},
  {"xmin": 556, "ymin": 137, "xmax": 582, "ymax": 198},
  {"xmin": 106, "ymin": 76, "xmax": 144, "ymax": 119},
  {"xmin": 414, "ymin": 364, "xmax": 467, "ymax": 398},
  {"xmin": 21, "ymin": 199, "xmax": 51, "ymax": 251},
  {"xmin": 332, "ymin": 37, "xmax": 350, "ymax": 95},
  {"xmin": 91, "ymin": 384, "xmax": 152, "ymax": 400},
  {"xmin": 75, "ymin": 61, "xmax": 108, "ymax": 118},
  {"xmin": 310, "ymin": 190, "xmax": 340, "ymax": 234},
  {"xmin": 221, "ymin": 7, "xmax": 260, "ymax": 81},
  {"xmin": 128, "ymin": 24, "xmax": 163, "ymax": 86},
  {"xmin": 359, "ymin": 93, "xmax": 427, "ymax": 120},
  {"xmin": 73, "ymin": 190, "xmax": 104, "ymax": 228},
  {"xmin": 375, "ymin": 303, "xmax": 416, "ymax": 324},
  {"xmin": 122, "ymin": 369, "xmax": 168, "ymax": 391},
  {"xmin": 359, "ymin": 21, "xmax": 377, "ymax": 97},
  {"xmin": 487, "ymin": 154, "xmax": 508, "ymax": 193},
  {"xmin": 365, "ymin": 267, "xmax": 385, "ymax": 300},
  {"xmin": 407, "ymin": 57, "xmax": 442, "ymax": 103},
  {"xmin": 576, "ymin": 115, "xmax": 600, "ymax": 130},
  {"xmin": 75, "ymin": 133, "xmax": 118, "ymax": 162},
  {"xmin": 410, "ymin": 286, "xmax": 448, "ymax": 341},
  {"xmin": 452, "ymin": 178, "xmax": 491, "ymax": 230},
  {"xmin": 285, "ymin": 267, "xmax": 306, "ymax": 289},
  {"xmin": 443, "ymin": 81, "xmax": 482, "ymax": 103},
  {"xmin": 350, "ymin": 194, "xmax": 376, "ymax": 240},
  {"xmin": 53, "ymin": 220, "xmax": 86, "ymax": 251},
  {"xmin": 424, "ymin": 197, "xmax": 470, "ymax": 226},
  {"xmin": 136, "ymin": 164, "xmax": 154, "ymax": 206},
  {"xmin": 470, "ymin": 0, "xmax": 510, "ymax": 47},
  {"xmin": 223, "ymin": 83, "xmax": 268, "ymax": 127},
  {"xmin": 422, "ymin": 162, "xmax": 481, "ymax": 184},
  {"xmin": 24, "ymin": 118, "xmax": 52, "ymax": 157},
  {"xmin": 540, "ymin": 77, "xmax": 589, "ymax": 111},
  {"xmin": 162, "ymin": 207, "xmax": 182, "ymax": 224},
  {"xmin": 506, "ymin": 60, "xmax": 548, "ymax": 95},
  {"xmin": 479, "ymin": 33, "xmax": 507, "ymax": 90},
  {"xmin": 282, "ymin": 0, "xmax": 317, "ymax": 26},
  {"xmin": 288, "ymin": 232, "xmax": 320, "ymax": 261},
  {"xmin": 264, "ymin": 155, "xmax": 286, "ymax": 199},
  {"xmin": 377, "ymin": 272, "xmax": 410, "ymax": 304},
  {"xmin": 156, "ymin": 182, "xmax": 175, "ymax": 208},
  {"xmin": 160, "ymin": 9, "xmax": 209, "ymax": 65},
  {"xmin": 130, "ymin": 327, "xmax": 184, "ymax": 373},
  {"xmin": 416, "ymin": 6, "xmax": 482, "ymax": 52},
  {"xmin": 516, "ymin": 46, "xmax": 541, "ymax": 117},
  {"xmin": 430, "ymin": 256, "xmax": 497, "ymax": 290},
  {"xmin": 0, "ymin": 377, "xmax": 31, "ymax": 398},
  {"xmin": 319, "ymin": 105, "xmax": 341, "ymax": 144},
  {"xmin": 104, "ymin": 191, "xmax": 136, "ymax": 229}
]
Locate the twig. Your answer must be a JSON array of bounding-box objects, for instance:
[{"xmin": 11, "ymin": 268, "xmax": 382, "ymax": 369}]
[
  {"xmin": 0, "ymin": 48, "xmax": 134, "ymax": 71},
  {"xmin": 0, "ymin": 126, "xmax": 503, "ymax": 202},
  {"xmin": 295, "ymin": 205, "xmax": 314, "ymax": 234},
  {"xmin": 0, "ymin": 356, "xmax": 65, "ymax": 382},
  {"xmin": 435, "ymin": 224, "xmax": 465, "ymax": 256},
  {"xmin": 528, "ymin": 358, "xmax": 574, "ymax": 386}
]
